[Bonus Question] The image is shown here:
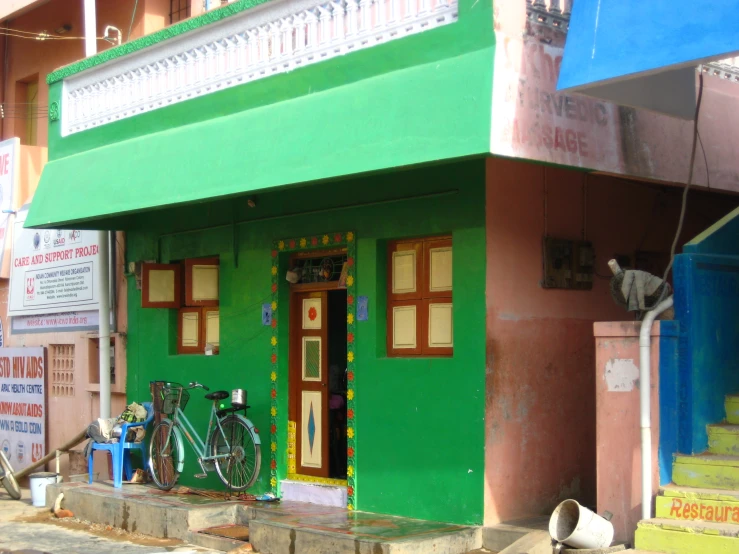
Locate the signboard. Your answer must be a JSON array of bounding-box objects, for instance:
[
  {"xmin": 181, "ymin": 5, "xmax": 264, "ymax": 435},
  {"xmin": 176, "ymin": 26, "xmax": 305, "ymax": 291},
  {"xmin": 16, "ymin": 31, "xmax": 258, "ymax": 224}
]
[
  {"xmin": 0, "ymin": 139, "xmax": 17, "ymax": 270},
  {"xmin": 11, "ymin": 310, "xmax": 99, "ymax": 333},
  {"xmin": 0, "ymin": 347, "xmax": 46, "ymax": 473},
  {"xmin": 490, "ymin": 0, "xmax": 739, "ymax": 192},
  {"xmin": 8, "ymin": 207, "xmax": 101, "ymax": 316}
]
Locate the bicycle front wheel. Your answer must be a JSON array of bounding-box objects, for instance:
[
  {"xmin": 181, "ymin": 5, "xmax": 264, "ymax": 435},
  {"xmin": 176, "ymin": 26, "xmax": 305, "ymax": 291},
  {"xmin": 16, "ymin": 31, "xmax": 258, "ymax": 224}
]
[
  {"xmin": 149, "ymin": 421, "xmax": 182, "ymax": 491},
  {"xmin": 0, "ymin": 451, "xmax": 21, "ymax": 500},
  {"xmin": 210, "ymin": 415, "xmax": 261, "ymax": 491}
]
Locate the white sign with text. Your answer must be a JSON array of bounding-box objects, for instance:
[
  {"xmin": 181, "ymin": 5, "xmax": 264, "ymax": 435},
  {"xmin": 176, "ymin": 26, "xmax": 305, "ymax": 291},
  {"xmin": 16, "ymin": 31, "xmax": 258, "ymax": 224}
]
[
  {"xmin": 9, "ymin": 208, "xmax": 101, "ymax": 316},
  {"xmin": 0, "ymin": 347, "xmax": 45, "ymax": 473},
  {"xmin": 11, "ymin": 310, "xmax": 99, "ymax": 333}
]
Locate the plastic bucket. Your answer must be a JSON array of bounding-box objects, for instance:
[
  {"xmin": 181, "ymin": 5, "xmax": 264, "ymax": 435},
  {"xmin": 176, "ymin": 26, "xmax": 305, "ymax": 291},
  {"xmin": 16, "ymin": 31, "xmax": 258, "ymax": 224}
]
[
  {"xmin": 549, "ymin": 499, "xmax": 614, "ymax": 549},
  {"xmin": 29, "ymin": 472, "xmax": 59, "ymax": 507}
]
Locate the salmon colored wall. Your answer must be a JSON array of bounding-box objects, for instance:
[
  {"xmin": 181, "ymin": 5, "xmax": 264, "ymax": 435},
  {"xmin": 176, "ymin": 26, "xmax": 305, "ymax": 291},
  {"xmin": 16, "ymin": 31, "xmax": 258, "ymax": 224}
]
[
  {"xmin": 594, "ymin": 321, "xmax": 662, "ymax": 544},
  {"xmin": 484, "ymin": 156, "xmax": 738, "ymax": 525},
  {"xmin": 1, "ymin": 0, "xmax": 154, "ymax": 145}
]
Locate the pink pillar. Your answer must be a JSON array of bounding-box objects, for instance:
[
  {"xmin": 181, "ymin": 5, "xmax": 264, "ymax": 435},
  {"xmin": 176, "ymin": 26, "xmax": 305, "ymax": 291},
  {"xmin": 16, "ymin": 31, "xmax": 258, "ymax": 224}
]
[{"xmin": 594, "ymin": 321, "xmax": 663, "ymax": 545}]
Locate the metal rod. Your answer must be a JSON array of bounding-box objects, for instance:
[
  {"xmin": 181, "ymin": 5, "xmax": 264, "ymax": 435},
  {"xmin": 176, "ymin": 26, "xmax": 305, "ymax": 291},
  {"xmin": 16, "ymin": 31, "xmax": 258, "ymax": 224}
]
[
  {"xmin": 98, "ymin": 232, "xmax": 111, "ymax": 419},
  {"xmin": 14, "ymin": 429, "xmax": 87, "ymax": 480},
  {"xmin": 109, "ymin": 232, "xmax": 117, "ymax": 333}
]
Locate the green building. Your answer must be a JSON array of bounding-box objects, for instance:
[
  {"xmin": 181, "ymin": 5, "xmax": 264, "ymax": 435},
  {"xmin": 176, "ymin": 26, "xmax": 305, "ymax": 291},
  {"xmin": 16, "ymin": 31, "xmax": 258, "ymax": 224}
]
[{"xmin": 26, "ymin": 0, "xmax": 739, "ymax": 535}]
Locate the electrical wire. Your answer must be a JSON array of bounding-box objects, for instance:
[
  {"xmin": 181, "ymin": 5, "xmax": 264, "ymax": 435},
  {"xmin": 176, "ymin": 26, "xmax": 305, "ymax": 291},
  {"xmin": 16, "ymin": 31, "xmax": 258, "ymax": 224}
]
[
  {"xmin": 0, "ymin": 27, "xmax": 110, "ymax": 41},
  {"xmin": 128, "ymin": 0, "xmax": 140, "ymax": 42},
  {"xmin": 697, "ymin": 130, "xmax": 710, "ymax": 191},
  {"xmin": 661, "ymin": 73, "xmax": 705, "ymax": 285}
]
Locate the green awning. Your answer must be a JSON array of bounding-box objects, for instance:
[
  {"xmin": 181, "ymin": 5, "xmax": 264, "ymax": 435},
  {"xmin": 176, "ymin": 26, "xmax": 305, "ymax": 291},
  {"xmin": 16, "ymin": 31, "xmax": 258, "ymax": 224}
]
[{"xmin": 26, "ymin": 50, "xmax": 492, "ymax": 229}]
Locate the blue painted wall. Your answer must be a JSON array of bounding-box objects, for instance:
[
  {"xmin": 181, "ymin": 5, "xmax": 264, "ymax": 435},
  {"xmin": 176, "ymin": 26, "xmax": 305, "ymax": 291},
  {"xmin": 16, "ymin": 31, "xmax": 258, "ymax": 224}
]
[
  {"xmin": 559, "ymin": 0, "xmax": 739, "ymax": 90},
  {"xmin": 684, "ymin": 206, "xmax": 739, "ymax": 256},
  {"xmin": 658, "ymin": 321, "xmax": 680, "ymax": 485},
  {"xmin": 673, "ymin": 251, "xmax": 739, "ymax": 454}
]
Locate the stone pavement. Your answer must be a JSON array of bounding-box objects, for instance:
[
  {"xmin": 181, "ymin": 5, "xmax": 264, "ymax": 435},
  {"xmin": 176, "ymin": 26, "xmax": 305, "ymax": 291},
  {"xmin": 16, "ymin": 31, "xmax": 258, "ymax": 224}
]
[{"xmin": 0, "ymin": 488, "xmax": 216, "ymax": 554}]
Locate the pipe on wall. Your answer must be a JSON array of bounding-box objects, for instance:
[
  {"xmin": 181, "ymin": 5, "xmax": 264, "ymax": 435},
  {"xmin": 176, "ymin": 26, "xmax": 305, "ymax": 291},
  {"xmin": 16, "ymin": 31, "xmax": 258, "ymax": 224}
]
[
  {"xmin": 639, "ymin": 295, "xmax": 674, "ymax": 520},
  {"xmin": 83, "ymin": 0, "xmax": 112, "ymax": 419}
]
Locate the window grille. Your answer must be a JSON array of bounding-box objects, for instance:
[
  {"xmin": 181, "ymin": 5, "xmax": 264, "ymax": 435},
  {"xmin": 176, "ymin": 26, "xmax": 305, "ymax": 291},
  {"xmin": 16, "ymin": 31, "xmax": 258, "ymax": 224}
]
[
  {"xmin": 290, "ymin": 254, "xmax": 348, "ymax": 284},
  {"xmin": 50, "ymin": 344, "xmax": 75, "ymax": 397},
  {"xmin": 170, "ymin": 0, "xmax": 191, "ymax": 24}
]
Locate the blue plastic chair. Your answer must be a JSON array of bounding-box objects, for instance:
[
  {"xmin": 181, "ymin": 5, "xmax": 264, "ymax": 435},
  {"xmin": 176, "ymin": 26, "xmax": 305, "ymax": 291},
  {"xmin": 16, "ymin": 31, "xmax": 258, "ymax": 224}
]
[{"xmin": 88, "ymin": 402, "xmax": 154, "ymax": 488}]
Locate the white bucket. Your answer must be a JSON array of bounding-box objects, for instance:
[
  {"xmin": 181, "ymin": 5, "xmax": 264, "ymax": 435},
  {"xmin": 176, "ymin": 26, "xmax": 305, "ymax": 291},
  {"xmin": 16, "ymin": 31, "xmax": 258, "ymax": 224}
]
[
  {"xmin": 549, "ymin": 499, "xmax": 614, "ymax": 549},
  {"xmin": 29, "ymin": 472, "xmax": 59, "ymax": 507}
]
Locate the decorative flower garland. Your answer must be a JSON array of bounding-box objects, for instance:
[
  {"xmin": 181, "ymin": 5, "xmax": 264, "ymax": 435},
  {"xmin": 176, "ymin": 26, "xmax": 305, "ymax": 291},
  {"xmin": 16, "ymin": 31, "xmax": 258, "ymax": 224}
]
[{"xmin": 270, "ymin": 231, "xmax": 357, "ymax": 510}]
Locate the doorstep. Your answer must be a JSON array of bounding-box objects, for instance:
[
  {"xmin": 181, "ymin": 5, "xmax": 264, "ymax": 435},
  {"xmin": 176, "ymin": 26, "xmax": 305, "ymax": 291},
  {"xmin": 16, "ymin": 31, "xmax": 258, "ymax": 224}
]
[{"xmin": 280, "ymin": 479, "xmax": 347, "ymax": 507}]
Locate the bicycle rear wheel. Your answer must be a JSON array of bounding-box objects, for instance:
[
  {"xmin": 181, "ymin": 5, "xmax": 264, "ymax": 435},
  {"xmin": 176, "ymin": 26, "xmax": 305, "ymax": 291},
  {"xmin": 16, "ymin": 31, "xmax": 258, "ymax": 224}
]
[
  {"xmin": 0, "ymin": 451, "xmax": 21, "ymax": 500},
  {"xmin": 210, "ymin": 415, "xmax": 261, "ymax": 491},
  {"xmin": 149, "ymin": 421, "xmax": 182, "ymax": 490}
]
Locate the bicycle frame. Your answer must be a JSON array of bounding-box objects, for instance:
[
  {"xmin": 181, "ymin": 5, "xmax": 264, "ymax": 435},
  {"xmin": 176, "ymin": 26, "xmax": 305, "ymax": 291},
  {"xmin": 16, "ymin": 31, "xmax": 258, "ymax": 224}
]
[{"xmin": 162, "ymin": 401, "xmax": 233, "ymax": 464}]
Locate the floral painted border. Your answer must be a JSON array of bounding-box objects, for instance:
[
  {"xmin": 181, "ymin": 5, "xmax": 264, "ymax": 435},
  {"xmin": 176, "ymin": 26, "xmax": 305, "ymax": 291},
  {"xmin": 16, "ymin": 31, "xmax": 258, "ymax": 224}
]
[{"xmin": 270, "ymin": 231, "xmax": 357, "ymax": 510}]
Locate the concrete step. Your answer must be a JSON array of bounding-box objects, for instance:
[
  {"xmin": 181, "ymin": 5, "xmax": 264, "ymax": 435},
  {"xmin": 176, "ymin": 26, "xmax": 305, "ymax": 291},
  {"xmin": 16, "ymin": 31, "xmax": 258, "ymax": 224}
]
[
  {"xmin": 44, "ymin": 481, "xmax": 244, "ymax": 541},
  {"xmin": 709, "ymin": 424, "xmax": 739, "ymax": 455},
  {"xmin": 188, "ymin": 523, "xmax": 251, "ymax": 551},
  {"xmin": 655, "ymin": 492, "xmax": 739, "ymax": 524},
  {"xmin": 661, "ymin": 483, "xmax": 739, "ymax": 501},
  {"xmin": 727, "ymin": 395, "xmax": 739, "ymax": 424},
  {"xmin": 635, "ymin": 518, "xmax": 739, "ymax": 554},
  {"xmin": 249, "ymin": 513, "xmax": 481, "ymax": 554},
  {"xmin": 672, "ymin": 453, "xmax": 739, "ymax": 490}
]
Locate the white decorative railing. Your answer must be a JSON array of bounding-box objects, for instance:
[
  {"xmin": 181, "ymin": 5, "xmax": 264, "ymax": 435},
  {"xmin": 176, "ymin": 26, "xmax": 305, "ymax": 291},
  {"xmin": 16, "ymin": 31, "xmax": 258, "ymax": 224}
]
[{"xmin": 61, "ymin": 0, "xmax": 458, "ymax": 135}]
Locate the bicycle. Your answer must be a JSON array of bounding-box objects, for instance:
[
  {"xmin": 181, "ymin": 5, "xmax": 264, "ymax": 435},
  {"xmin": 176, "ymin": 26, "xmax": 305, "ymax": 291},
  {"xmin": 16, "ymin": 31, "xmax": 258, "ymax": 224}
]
[
  {"xmin": 0, "ymin": 450, "xmax": 21, "ymax": 500},
  {"xmin": 148, "ymin": 381, "xmax": 261, "ymax": 491}
]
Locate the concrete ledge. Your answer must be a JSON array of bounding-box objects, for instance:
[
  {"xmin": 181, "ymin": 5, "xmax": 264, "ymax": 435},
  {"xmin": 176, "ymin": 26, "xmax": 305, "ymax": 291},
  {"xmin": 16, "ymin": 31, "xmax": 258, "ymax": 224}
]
[
  {"xmin": 482, "ymin": 517, "xmax": 549, "ymax": 552},
  {"xmin": 45, "ymin": 482, "xmax": 242, "ymax": 540},
  {"xmin": 250, "ymin": 518, "xmax": 481, "ymax": 554}
]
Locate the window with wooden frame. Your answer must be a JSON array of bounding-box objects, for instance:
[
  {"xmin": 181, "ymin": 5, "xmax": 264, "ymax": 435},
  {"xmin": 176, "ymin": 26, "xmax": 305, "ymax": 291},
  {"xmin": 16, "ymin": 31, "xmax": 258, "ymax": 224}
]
[
  {"xmin": 387, "ymin": 236, "xmax": 452, "ymax": 357},
  {"xmin": 142, "ymin": 257, "xmax": 220, "ymax": 355}
]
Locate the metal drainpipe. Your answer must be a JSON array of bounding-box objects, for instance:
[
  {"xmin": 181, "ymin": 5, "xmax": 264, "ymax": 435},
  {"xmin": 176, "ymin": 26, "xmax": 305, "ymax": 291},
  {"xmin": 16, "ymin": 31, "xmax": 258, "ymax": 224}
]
[
  {"xmin": 639, "ymin": 295, "xmax": 674, "ymax": 521},
  {"xmin": 109, "ymin": 232, "xmax": 117, "ymax": 333},
  {"xmin": 83, "ymin": 0, "xmax": 111, "ymax": 419}
]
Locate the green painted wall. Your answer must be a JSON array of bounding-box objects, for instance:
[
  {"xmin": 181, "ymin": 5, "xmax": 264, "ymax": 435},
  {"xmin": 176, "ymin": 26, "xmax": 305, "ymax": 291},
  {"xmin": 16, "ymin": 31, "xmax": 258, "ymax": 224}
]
[
  {"xmin": 126, "ymin": 160, "xmax": 487, "ymax": 524},
  {"xmin": 46, "ymin": 0, "xmax": 493, "ymax": 161},
  {"xmin": 29, "ymin": 0, "xmax": 494, "ymax": 228}
]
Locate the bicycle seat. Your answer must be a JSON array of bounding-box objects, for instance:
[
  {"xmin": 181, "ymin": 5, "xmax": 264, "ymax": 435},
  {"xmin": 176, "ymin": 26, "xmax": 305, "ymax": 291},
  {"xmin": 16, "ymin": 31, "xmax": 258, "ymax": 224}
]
[{"xmin": 205, "ymin": 390, "xmax": 229, "ymax": 401}]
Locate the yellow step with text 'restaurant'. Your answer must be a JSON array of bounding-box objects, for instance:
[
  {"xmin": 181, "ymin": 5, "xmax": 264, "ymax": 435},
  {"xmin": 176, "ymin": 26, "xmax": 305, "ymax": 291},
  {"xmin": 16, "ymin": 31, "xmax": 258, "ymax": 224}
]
[
  {"xmin": 709, "ymin": 424, "xmax": 739, "ymax": 456},
  {"xmin": 672, "ymin": 454, "xmax": 739, "ymax": 490},
  {"xmin": 655, "ymin": 494, "xmax": 739, "ymax": 524},
  {"xmin": 727, "ymin": 395, "xmax": 739, "ymax": 425},
  {"xmin": 635, "ymin": 518, "xmax": 739, "ymax": 554}
]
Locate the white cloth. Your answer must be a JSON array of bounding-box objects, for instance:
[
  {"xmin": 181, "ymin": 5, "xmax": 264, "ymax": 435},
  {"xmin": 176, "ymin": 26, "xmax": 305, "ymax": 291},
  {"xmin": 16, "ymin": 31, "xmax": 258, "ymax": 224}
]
[
  {"xmin": 620, "ymin": 270, "xmax": 665, "ymax": 311},
  {"xmin": 97, "ymin": 418, "xmax": 118, "ymax": 440}
]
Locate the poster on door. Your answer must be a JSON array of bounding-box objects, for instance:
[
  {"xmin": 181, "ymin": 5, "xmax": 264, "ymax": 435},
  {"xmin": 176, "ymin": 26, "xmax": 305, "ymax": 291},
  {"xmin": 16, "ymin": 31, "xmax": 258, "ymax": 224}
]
[
  {"xmin": 0, "ymin": 347, "xmax": 46, "ymax": 473},
  {"xmin": 8, "ymin": 206, "xmax": 101, "ymax": 316}
]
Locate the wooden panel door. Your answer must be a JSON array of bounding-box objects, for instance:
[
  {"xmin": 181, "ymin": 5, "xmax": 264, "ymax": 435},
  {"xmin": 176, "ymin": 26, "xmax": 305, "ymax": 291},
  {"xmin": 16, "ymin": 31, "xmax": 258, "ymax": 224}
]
[{"xmin": 290, "ymin": 291, "xmax": 329, "ymax": 477}]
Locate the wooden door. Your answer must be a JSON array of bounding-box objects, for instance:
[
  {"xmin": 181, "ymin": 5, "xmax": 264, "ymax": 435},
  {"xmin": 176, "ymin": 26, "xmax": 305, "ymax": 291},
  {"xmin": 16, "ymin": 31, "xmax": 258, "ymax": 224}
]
[{"xmin": 290, "ymin": 291, "xmax": 329, "ymax": 477}]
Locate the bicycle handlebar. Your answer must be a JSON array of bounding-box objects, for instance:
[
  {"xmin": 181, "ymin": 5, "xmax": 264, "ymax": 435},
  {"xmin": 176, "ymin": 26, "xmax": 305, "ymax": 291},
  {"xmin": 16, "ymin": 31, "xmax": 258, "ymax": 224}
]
[{"xmin": 187, "ymin": 381, "xmax": 210, "ymax": 391}]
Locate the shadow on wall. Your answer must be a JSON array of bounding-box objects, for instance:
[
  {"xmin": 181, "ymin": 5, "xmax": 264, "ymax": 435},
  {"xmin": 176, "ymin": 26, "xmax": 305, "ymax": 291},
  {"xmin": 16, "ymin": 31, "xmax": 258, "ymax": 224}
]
[{"xmin": 483, "ymin": 156, "xmax": 739, "ymax": 525}]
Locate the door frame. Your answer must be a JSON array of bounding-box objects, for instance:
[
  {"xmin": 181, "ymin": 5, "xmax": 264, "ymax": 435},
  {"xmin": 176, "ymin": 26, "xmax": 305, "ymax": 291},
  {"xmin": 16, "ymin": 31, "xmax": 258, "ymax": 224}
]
[{"xmin": 268, "ymin": 232, "xmax": 358, "ymax": 509}]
